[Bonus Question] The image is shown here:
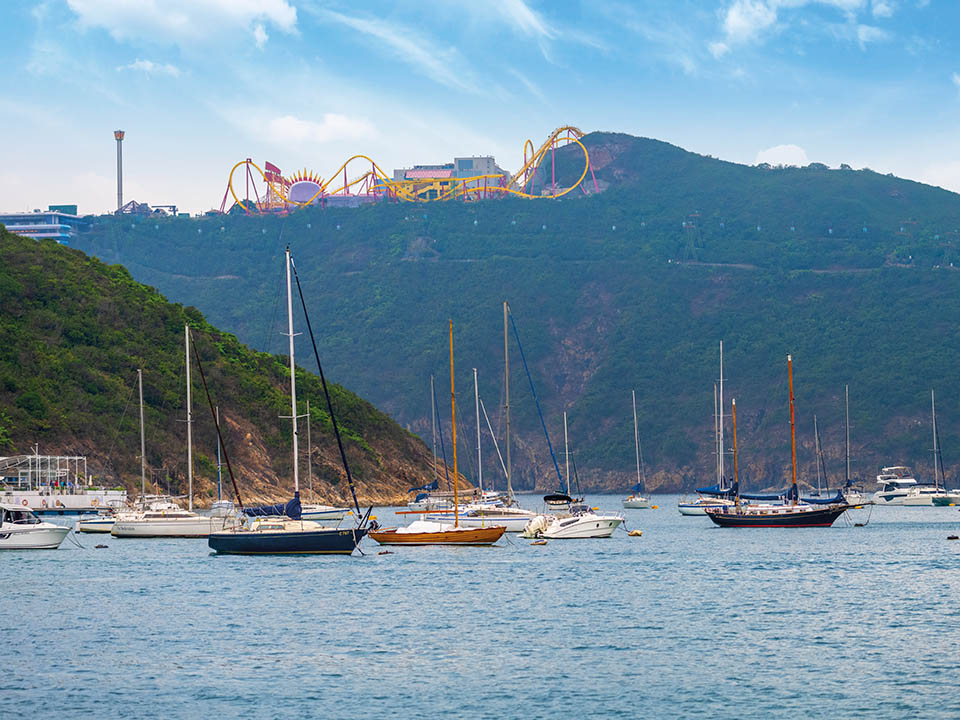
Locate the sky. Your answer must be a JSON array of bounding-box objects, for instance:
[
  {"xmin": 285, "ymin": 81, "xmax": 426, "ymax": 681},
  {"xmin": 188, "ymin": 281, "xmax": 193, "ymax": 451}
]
[{"xmin": 1, "ymin": 0, "xmax": 959, "ymax": 214}]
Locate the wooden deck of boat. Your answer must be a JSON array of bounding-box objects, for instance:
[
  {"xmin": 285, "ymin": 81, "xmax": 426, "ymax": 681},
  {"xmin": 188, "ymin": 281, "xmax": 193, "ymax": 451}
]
[{"xmin": 368, "ymin": 526, "xmax": 506, "ymax": 545}]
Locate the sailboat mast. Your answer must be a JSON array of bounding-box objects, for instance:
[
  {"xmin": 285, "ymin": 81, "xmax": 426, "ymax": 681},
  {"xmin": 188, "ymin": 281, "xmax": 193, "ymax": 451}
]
[
  {"xmin": 503, "ymin": 301, "xmax": 512, "ymax": 500},
  {"xmin": 719, "ymin": 341, "xmax": 725, "ymax": 488},
  {"xmin": 732, "ymin": 398, "xmax": 739, "ymax": 486},
  {"xmin": 185, "ymin": 324, "xmax": 193, "ymax": 511},
  {"xmin": 306, "ymin": 399, "xmax": 312, "ymax": 498},
  {"xmin": 285, "ymin": 247, "xmax": 299, "ymax": 495},
  {"xmin": 474, "ymin": 368, "xmax": 482, "ymax": 493},
  {"xmin": 788, "ymin": 354, "xmax": 797, "ymax": 504},
  {"xmin": 932, "ymin": 389, "xmax": 939, "ymax": 490},
  {"xmin": 215, "ymin": 405, "xmax": 222, "ymax": 503},
  {"xmin": 714, "ymin": 383, "xmax": 719, "ymax": 485},
  {"xmin": 844, "ymin": 384, "xmax": 851, "ymax": 485},
  {"xmin": 564, "ymin": 411, "xmax": 570, "ymax": 497},
  {"xmin": 449, "ymin": 319, "xmax": 459, "ymax": 527},
  {"xmin": 138, "ymin": 367, "xmax": 145, "ymax": 502},
  {"xmin": 430, "ymin": 375, "xmax": 438, "ymax": 486},
  {"xmin": 633, "ymin": 390, "xmax": 641, "ymax": 489},
  {"xmin": 814, "ymin": 415, "xmax": 822, "ymax": 495}
]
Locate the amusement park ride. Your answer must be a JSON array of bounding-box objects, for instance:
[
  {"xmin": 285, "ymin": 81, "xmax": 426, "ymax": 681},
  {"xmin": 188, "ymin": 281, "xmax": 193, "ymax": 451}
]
[{"xmin": 218, "ymin": 126, "xmax": 599, "ymax": 214}]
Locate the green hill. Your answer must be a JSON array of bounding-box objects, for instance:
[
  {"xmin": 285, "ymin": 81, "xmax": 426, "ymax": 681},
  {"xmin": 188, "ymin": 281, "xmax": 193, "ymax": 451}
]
[
  {"xmin": 0, "ymin": 228, "xmax": 437, "ymax": 505},
  {"xmin": 70, "ymin": 131, "xmax": 960, "ymax": 492}
]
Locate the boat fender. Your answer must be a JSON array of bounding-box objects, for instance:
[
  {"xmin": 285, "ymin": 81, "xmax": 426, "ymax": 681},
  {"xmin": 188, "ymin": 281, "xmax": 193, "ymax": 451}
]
[
  {"xmin": 628, "ymin": 529, "xmax": 643, "ymax": 537},
  {"xmin": 531, "ymin": 540, "xmax": 547, "ymax": 546},
  {"xmin": 651, "ymin": 505, "xmax": 658, "ymax": 509},
  {"xmin": 21, "ymin": 499, "xmax": 28, "ymax": 506}
]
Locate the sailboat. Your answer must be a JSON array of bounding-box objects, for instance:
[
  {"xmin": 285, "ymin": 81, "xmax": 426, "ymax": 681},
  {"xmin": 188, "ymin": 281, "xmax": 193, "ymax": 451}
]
[
  {"xmin": 679, "ymin": 342, "xmax": 736, "ymax": 516},
  {"xmin": 369, "ymin": 320, "xmax": 506, "ymax": 546},
  {"xmin": 623, "ymin": 390, "xmax": 651, "ymax": 509},
  {"xmin": 706, "ymin": 355, "xmax": 850, "ymax": 528},
  {"xmin": 424, "ymin": 367, "xmax": 537, "ymax": 531},
  {"xmin": 112, "ymin": 352, "xmax": 221, "ymax": 539},
  {"xmin": 208, "ymin": 247, "xmax": 370, "ymax": 554}
]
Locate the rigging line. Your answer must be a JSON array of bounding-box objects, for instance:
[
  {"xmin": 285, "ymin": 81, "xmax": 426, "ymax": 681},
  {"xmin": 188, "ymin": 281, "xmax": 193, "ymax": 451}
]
[
  {"xmin": 508, "ymin": 310, "xmax": 564, "ymax": 485},
  {"xmin": 480, "ymin": 398, "xmax": 508, "ymax": 480},
  {"xmin": 190, "ymin": 329, "xmax": 244, "ymax": 511},
  {"xmin": 570, "ymin": 448, "xmax": 584, "ymax": 498},
  {"xmin": 102, "ymin": 371, "xmax": 137, "ymax": 483},
  {"xmin": 290, "ymin": 256, "xmax": 362, "ymax": 519},
  {"xmin": 433, "ymin": 377, "xmax": 452, "ymax": 492}
]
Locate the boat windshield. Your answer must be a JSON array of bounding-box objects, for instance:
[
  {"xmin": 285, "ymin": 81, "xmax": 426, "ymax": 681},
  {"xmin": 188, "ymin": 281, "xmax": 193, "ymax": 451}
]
[{"xmin": 5, "ymin": 509, "xmax": 40, "ymax": 524}]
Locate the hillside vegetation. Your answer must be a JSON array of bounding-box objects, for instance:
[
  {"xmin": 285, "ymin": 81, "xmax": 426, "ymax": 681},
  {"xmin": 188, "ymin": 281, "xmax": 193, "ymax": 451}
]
[
  {"xmin": 71, "ymin": 131, "xmax": 960, "ymax": 492},
  {"xmin": 0, "ymin": 228, "xmax": 437, "ymax": 505}
]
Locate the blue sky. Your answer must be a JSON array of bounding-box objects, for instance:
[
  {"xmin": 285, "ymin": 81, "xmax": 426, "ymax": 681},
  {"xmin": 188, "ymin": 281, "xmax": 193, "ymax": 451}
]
[{"xmin": 1, "ymin": 0, "xmax": 959, "ymax": 214}]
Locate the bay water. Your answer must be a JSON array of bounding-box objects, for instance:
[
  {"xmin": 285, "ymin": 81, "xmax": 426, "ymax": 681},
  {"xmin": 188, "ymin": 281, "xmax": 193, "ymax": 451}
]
[{"xmin": 5, "ymin": 494, "xmax": 960, "ymax": 718}]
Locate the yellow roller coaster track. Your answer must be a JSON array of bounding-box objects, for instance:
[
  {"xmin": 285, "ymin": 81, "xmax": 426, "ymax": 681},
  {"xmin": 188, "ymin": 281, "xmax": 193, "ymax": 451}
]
[{"xmin": 225, "ymin": 126, "xmax": 593, "ymax": 213}]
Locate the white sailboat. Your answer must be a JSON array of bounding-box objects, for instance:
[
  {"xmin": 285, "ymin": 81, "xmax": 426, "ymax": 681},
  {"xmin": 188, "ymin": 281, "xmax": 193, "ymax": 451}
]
[
  {"xmin": 623, "ymin": 390, "xmax": 651, "ymax": 509},
  {"xmin": 112, "ymin": 334, "xmax": 226, "ymax": 538}
]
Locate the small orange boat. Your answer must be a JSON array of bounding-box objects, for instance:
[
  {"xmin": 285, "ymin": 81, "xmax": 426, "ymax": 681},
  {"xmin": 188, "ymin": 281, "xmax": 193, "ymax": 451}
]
[{"xmin": 368, "ymin": 522, "xmax": 506, "ymax": 546}]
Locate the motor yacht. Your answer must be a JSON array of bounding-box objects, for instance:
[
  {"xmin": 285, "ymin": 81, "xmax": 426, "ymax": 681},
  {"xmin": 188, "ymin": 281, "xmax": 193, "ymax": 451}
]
[
  {"xmin": 522, "ymin": 504, "xmax": 623, "ymax": 539},
  {"xmin": 872, "ymin": 467, "xmax": 945, "ymax": 506},
  {"xmin": 0, "ymin": 503, "xmax": 70, "ymax": 549}
]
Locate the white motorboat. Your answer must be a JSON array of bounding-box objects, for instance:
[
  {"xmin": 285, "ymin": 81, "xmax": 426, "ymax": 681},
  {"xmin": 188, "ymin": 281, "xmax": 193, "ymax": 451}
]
[
  {"xmin": 872, "ymin": 469, "xmax": 944, "ymax": 506},
  {"xmin": 77, "ymin": 509, "xmax": 117, "ymax": 533},
  {"xmin": 522, "ymin": 505, "xmax": 623, "ymax": 539},
  {"xmin": 0, "ymin": 503, "xmax": 70, "ymax": 549}
]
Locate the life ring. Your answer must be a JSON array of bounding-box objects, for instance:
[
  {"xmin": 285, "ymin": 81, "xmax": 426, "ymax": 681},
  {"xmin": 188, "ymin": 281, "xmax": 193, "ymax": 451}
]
[
  {"xmin": 91, "ymin": 499, "xmax": 99, "ymax": 507},
  {"xmin": 41, "ymin": 498, "xmax": 48, "ymax": 508},
  {"xmin": 21, "ymin": 499, "xmax": 28, "ymax": 506},
  {"xmin": 56, "ymin": 500, "xmax": 63, "ymax": 507}
]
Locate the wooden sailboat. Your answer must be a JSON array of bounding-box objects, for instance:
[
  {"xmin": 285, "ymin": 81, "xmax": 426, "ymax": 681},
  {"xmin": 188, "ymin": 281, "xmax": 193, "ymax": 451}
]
[
  {"xmin": 706, "ymin": 355, "xmax": 850, "ymax": 528},
  {"xmin": 623, "ymin": 390, "xmax": 651, "ymax": 508},
  {"xmin": 369, "ymin": 320, "xmax": 506, "ymax": 546}
]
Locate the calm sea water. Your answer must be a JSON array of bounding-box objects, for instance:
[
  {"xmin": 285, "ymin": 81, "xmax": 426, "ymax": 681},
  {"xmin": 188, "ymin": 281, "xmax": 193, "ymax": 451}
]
[{"xmin": 6, "ymin": 494, "xmax": 960, "ymax": 719}]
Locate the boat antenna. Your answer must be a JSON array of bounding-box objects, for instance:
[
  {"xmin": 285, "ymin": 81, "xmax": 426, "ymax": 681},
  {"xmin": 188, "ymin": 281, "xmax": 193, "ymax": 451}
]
[
  {"xmin": 289, "ymin": 255, "xmax": 363, "ymax": 519},
  {"xmin": 449, "ymin": 319, "xmax": 459, "ymax": 527},
  {"xmin": 788, "ymin": 354, "xmax": 797, "ymax": 505},
  {"xmin": 190, "ymin": 331, "xmax": 244, "ymax": 511}
]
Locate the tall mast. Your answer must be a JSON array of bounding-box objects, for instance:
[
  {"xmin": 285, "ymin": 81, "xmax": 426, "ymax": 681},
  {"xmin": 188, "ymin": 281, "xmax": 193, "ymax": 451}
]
[
  {"xmin": 285, "ymin": 247, "xmax": 299, "ymax": 496},
  {"xmin": 474, "ymin": 368, "xmax": 482, "ymax": 493},
  {"xmin": 788, "ymin": 354, "xmax": 797, "ymax": 504},
  {"xmin": 814, "ymin": 414, "xmax": 822, "ymax": 495},
  {"xmin": 138, "ymin": 368, "xmax": 145, "ymax": 503},
  {"xmin": 564, "ymin": 411, "xmax": 570, "ymax": 496},
  {"xmin": 719, "ymin": 341, "xmax": 725, "ymax": 489},
  {"xmin": 844, "ymin": 384, "xmax": 851, "ymax": 485},
  {"xmin": 632, "ymin": 390, "xmax": 642, "ymax": 491},
  {"xmin": 932, "ymin": 389, "xmax": 939, "ymax": 490},
  {"xmin": 714, "ymin": 382, "xmax": 719, "ymax": 485},
  {"xmin": 215, "ymin": 405, "xmax": 222, "ymax": 503},
  {"xmin": 185, "ymin": 325, "xmax": 193, "ymax": 511},
  {"xmin": 503, "ymin": 301, "xmax": 512, "ymax": 500},
  {"xmin": 449, "ymin": 319, "xmax": 459, "ymax": 527},
  {"xmin": 306, "ymin": 399, "xmax": 312, "ymax": 498},
  {"xmin": 732, "ymin": 398, "xmax": 739, "ymax": 487},
  {"xmin": 430, "ymin": 375, "xmax": 438, "ymax": 485}
]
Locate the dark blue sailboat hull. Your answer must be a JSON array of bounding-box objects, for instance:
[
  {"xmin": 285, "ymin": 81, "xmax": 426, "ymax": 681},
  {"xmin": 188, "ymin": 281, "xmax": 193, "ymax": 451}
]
[
  {"xmin": 706, "ymin": 505, "xmax": 849, "ymax": 528},
  {"xmin": 209, "ymin": 528, "xmax": 367, "ymax": 555}
]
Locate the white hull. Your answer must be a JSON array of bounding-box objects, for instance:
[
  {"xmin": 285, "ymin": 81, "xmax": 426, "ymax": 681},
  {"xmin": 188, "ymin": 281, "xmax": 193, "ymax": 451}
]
[
  {"xmin": 872, "ymin": 493, "xmax": 935, "ymax": 506},
  {"xmin": 623, "ymin": 496, "xmax": 651, "ymax": 509},
  {"xmin": 678, "ymin": 497, "xmax": 735, "ymax": 516},
  {"xmin": 425, "ymin": 513, "xmax": 530, "ymax": 532},
  {"xmin": 301, "ymin": 506, "xmax": 349, "ymax": 524},
  {"xmin": 543, "ymin": 515, "xmax": 623, "ymax": 539},
  {"xmin": 111, "ymin": 516, "xmax": 228, "ymax": 538},
  {"xmin": 678, "ymin": 504, "xmax": 709, "ymax": 516},
  {"xmin": 77, "ymin": 517, "xmax": 115, "ymax": 533},
  {"xmin": 0, "ymin": 524, "xmax": 70, "ymax": 549}
]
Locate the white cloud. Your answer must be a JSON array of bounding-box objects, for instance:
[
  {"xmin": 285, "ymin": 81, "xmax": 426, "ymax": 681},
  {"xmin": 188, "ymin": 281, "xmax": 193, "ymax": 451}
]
[
  {"xmin": 494, "ymin": 0, "xmax": 556, "ymax": 40},
  {"xmin": 855, "ymin": 23, "xmax": 888, "ymax": 48},
  {"xmin": 872, "ymin": 0, "xmax": 895, "ymax": 18},
  {"xmin": 723, "ymin": 0, "xmax": 777, "ymax": 43},
  {"xmin": 709, "ymin": 41, "xmax": 731, "ymax": 58},
  {"xmin": 253, "ymin": 23, "xmax": 268, "ymax": 49},
  {"xmin": 65, "ymin": 0, "xmax": 296, "ymax": 46},
  {"xmin": 952, "ymin": 72, "xmax": 960, "ymax": 91},
  {"xmin": 117, "ymin": 59, "xmax": 181, "ymax": 77},
  {"xmin": 310, "ymin": 9, "xmax": 482, "ymax": 94},
  {"xmin": 755, "ymin": 143, "xmax": 810, "ymax": 166},
  {"xmin": 266, "ymin": 113, "xmax": 377, "ymax": 145}
]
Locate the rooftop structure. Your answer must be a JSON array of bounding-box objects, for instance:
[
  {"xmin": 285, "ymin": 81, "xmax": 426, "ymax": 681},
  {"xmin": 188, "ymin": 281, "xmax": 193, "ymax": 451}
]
[{"xmin": 0, "ymin": 208, "xmax": 91, "ymax": 243}]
